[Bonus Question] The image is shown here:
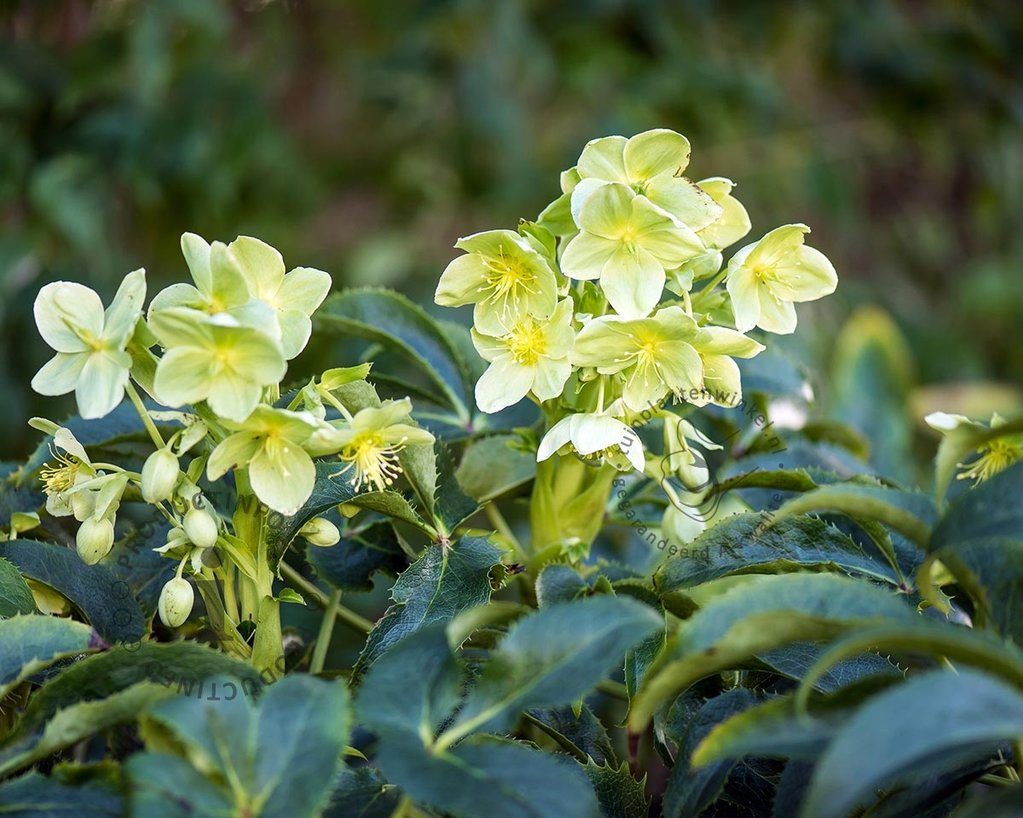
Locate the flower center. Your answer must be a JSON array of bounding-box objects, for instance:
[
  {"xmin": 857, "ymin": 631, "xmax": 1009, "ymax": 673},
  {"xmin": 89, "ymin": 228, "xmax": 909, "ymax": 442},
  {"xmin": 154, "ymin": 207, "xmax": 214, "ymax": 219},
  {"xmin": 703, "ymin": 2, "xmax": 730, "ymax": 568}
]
[
  {"xmin": 507, "ymin": 319, "xmax": 547, "ymax": 365},
  {"xmin": 339, "ymin": 432, "xmax": 406, "ymax": 492},
  {"xmin": 479, "ymin": 248, "xmax": 540, "ymax": 315},
  {"xmin": 40, "ymin": 451, "xmax": 81, "ymax": 495},
  {"xmin": 960, "ymin": 438, "xmax": 1023, "ymax": 484}
]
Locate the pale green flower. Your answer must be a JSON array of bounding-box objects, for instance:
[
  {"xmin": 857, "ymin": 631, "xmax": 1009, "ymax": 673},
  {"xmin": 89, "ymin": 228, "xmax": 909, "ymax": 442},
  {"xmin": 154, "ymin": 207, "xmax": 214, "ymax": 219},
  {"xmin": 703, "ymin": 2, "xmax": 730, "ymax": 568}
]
[
  {"xmin": 30, "ymin": 418, "xmax": 96, "ymax": 518},
  {"xmin": 571, "ymin": 129, "xmax": 721, "ymax": 231},
  {"xmin": 926, "ymin": 412, "xmax": 1023, "ymax": 485},
  {"xmin": 31, "ymin": 269, "xmax": 146, "ymax": 419},
  {"xmin": 228, "ymin": 236, "xmax": 332, "ymax": 359},
  {"xmin": 560, "ymin": 183, "xmax": 704, "ymax": 319},
  {"xmin": 470, "ymin": 299, "xmax": 575, "ymax": 413},
  {"xmin": 435, "ymin": 230, "xmax": 558, "ymax": 335},
  {"xmin": 695, "ymin": 177, "xmax": 751, "ymax": 250},
  {"xmin": 570, "ymin": 306, "xmax": 706, "ymax": 411},
  {"xmin": 726, "ymin": 224, "xmax": 838, "ymax": 334},
  {"xmin": 149, "ymin": 233, "xmax": 250, "ymax": 317},
  {"xmin": 692, "ymin": 326, "xmax": 765, "ymax": 407},
  {"xmin": 208, "ymin": 406, "xmax": 322, "ymax": 515},
  {"xmin": 149, "ymin": 307, "xmax": 286, "ymax": 422},
  {"xmin": 537, "ymin": 410, "xmax": 645, "ymax": 472},
  {"xmin": 315, "ymin": 399, "xmax": 435, "ymax": 493}
]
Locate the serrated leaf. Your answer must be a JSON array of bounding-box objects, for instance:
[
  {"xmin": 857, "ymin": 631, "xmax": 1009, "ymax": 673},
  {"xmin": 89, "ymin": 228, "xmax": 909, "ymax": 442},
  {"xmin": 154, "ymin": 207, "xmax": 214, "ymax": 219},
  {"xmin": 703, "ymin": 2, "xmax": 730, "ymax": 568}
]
[
  {"xmin": 583, "ymin": 759, "xmax": 648, "ymax": 818},
  {"xmin": 535, "ymin": 563, "xmax": 589, "ymax": 607},
  {"xmin": 17, "ymin": 641, "xmax": 262, "ymax": 734},
  {"xmin": 663, "ymin": 689, "xmax": 771, "ymax": 818},
  {"xmin": 654, "ymin": 513, "xmax": 900, "ymax": 592},
  {"xmin": 432, "ymin": 440, "xmax": 480, "ymax": 535},
  {"xmin": 323, "ymin": 767, "xmax": 402, "ymax": 818},
  {"xmin": 801, "ymin": 670, "xmax": 1023, "ymax": 818},
  {"xmin": 124, "ymin": 752, "xmax": 235, "ymax": 818},
  {"xmin": 0, "ymin": 555, "xmax": 34, "ymax": 617},
  {"xmin": 0, "ymin": 769, "xmax": 124, "ymax": 817},
  {"xmin": 353, "ymin": 536, "xmax": 503, "ymax": 679},
  {"xmin": 526, "ymin": 704, "xmax": 617, "ymax": 765},
  {"xmin": 756, "ymin": 642, "xmax": 903, "ymax": 693},
  {"xmin": 456, "ymin": 434, "xmax": 536, "ymax": 502},
  {"xmin": 440, "ymin": 597, "xmax": 661, "ymax": 743},
  {"xmin": 0, "ymin": 539, "xmax": 146, "ymax": 644},
  {"xmin": 631, "ymin": 574, "xmax": 917, "ymax": 730},
  {"xmin": 0, "ymin": 615, "xmax": 98, "ymax": 699},
  {"xmin": 137, "ymin": 674, "xmax": 350, "ymax": 818},
  {"xmin": 316, "ymin": 289, "xmax": 472, "ymax": 421},
  {"xmin": 932, "ymin": 462, "xmax": 1023, "ymax": 549},
  {"xmin": 766, "ymin": 483, "xmax": 936, "ymax": 548},
  {"xmin": 0, "ymin": 682, "xmax": 175, "ymax": 777},
  {"xmin": 382, "ymin": 733, "xmax": 602, "ymax": 818}
]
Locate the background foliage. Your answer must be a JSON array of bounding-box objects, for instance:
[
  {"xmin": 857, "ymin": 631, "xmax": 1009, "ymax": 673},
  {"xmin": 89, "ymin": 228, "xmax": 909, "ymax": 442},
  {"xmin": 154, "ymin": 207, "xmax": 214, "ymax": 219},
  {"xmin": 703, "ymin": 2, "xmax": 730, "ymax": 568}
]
[{"xmin": 3, "ymin": 0, "xmax": 1023, "ymax": 460}]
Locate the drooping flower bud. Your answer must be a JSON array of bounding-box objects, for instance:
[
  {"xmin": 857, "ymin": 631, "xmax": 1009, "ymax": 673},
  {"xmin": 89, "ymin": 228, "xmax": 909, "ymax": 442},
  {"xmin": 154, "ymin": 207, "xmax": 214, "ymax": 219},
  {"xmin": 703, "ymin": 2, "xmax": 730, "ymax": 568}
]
[
  {"xmin": 76, "ymin": 516, "xmax": 114, "ymax": 565},
  {"xmin": 141, "ymin": 448, "xmax": 180, "ymax": 504},
  {"xmin": 300, "ymin": 517, "xmax": 341, "ymax": 547},
  {"xmin": 158, "ymin": 577, "xmax": 194, "ymax": 627},
  {"xmin": 183, "ymin": 506, "xmax": 218, "ymax": 549}
]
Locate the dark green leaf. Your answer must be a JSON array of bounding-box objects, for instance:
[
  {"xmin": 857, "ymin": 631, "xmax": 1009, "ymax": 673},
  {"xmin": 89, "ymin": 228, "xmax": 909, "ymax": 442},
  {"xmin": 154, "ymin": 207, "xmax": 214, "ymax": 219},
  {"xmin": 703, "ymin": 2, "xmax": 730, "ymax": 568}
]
[
  {"xmin": 526, "ymin": 704, "xmax": 617, "ymax": 765},
  {"xmin": 654, "ymin": 513, "xmax": 900, "ymax": 591},
  {"xmin": 443, "ymin": 597, "xmax": 660, "ymax": 741},
  {"xmin": 0, "ymin": 769, "xmax": 124, "ymax": 818},
  {"xmin": 316, "ymin": 289, "xmax": 472, "ymax": 420},
  {"xmin": 307, "ymin": 521, "xmax": 407, "ymax": 593},
  {"xmin": 583, "ymin": 760, "xmax": 648, "ymax": 818},
  {"xmin": 535, "ymin": 563, "xmax": 589, "ymax": 607},
  {"xmin": 0, "ymin": 615, "xmax": 98, "ymax": 698},
  {"xmin": 456, "ymin": 434, "xmax": 536, "ymax": 501},
  {"xmin": 353, "ymin": 536, "xmax": 503, "ymax": 679},
  {"xmin": 140, "ymin": 674, "xmax": 351, "ymax": 818},
  {"xmin": 802, "ymin": 670, "xmax": 1023, "ymax": 818},
  {"xmin": 0, "ymin": 556, "xmax": 34, "ymax": 617},
  {"xmin": 663, "ymin": 689, "xmax": 769, "ymax": 818},
  {"xmin": 323, "ymin": 767, "xmax": 402, "ymax": 818},
  {"xmin": 631, "ymin": 574, "xmax": 916, "ymax": 729},
  {"xmin": 0, "ymin": 540, "xmax": 146, "ymax": 644}
]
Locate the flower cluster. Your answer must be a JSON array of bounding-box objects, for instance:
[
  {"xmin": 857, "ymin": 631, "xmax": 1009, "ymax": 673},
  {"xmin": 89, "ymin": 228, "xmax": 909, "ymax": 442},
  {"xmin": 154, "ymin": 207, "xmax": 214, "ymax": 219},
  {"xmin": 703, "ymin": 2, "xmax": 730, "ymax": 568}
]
[
  {"xmin": 436, "ymin": 129, "xmax": 837, "ymax": 485},
  {"xmin": 30, "ymin": 234, "xmax": 433, "ymax": 629}
]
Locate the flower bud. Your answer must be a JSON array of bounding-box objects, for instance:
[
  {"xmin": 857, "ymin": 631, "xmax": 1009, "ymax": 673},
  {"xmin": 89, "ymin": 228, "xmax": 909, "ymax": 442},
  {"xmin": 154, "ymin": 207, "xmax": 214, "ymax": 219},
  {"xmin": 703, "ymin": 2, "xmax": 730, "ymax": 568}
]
[
  {"xmin": 158, "ymin": 577, "xmax": 194, "ymax": 628},
  {"xmin": 71, "ymin": 482, "xmax": 97, "ymax": 522},
  {"xmin": 76, "ymin": 516, "xmax": 114, "ymax": 565},
  {"xmin": 183, "ymin": 506, "xmax": 218, "ymax": 549},
  {"xmin": 141, "ymin": 449, "xmax": 180, "ymax": 504},
  {"xmin": 300, "ymin": 517, "xmax": 341, "ymax": 547}
]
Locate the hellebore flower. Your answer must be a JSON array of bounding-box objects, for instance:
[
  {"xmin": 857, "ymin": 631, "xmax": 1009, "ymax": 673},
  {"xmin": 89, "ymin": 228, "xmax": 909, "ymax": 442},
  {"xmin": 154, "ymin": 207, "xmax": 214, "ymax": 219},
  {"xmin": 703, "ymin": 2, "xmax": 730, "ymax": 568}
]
[
  {"xmin": 695, "ymin": 177, "xmax": 752, "ymax": 251},
  {"xmin": 31, "ymin": 269, "xmax": 146, "ymax": 419},
  {"xmin": 149, "ymin": 233, "xmax": 250, "ymax": 318},
  {"xmin": 537, "ymin": 409, "xmax": 645, "ymax": 472},
  {"xmin": 228, "ymin": 236, "xmax": 332, "ymax": 359},
  {"xmin": 207, "ymin": 406, "xmax": 323, "ymax": 516},
  {"xmin": 560, "ymin": 183, "xmax": 704, "ymax": 319},
  {"xmin": 149, "ymin": 307, "xmax": 286, "ymax": 422},
  {"xmin": 726, "ymin": 224, "xmax": 837, "ymax": 334},
  {"xmin": 570, "ymin": 306, "xmax": 705, "ymax": 411},
  {"xmin": 435, "ymin": 230, "xmax": 558, "ymax": 336},
  {"xmin": 315, "ymin": 399, "xmax": 435, "ymax": 493},
  {"xmin": 470, "ymin": 299, "xmax": 575, "ymax": 413},
  {"xmin": 571, "ymin": 129, "xmax": 722, "ymax": 231}
]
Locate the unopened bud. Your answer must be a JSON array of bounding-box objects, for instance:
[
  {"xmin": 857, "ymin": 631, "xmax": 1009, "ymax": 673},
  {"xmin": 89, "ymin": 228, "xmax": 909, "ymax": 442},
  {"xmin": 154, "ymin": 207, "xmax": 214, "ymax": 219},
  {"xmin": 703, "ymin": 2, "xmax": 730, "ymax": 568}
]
[
  {"xmin": 300, "ymin": 517, "xmax": 340, "ymax": 547},
  {"xmin": 158, "ymin": 577, "xmax": 194, "ymax": 627},
  {"xmin": 183, "ymin": 506, "xmax": 218, "ymax": 549},
  {"xmin": 76, "ymin": 516, "xmax": 114, "ymax": 565},
  {"xmin": 337, "ymin": 503, "xmax": 360, "ymax": 519},
  {"xmin": 141, "ymin": 449, "xmax": 180, "ymax": 504}
]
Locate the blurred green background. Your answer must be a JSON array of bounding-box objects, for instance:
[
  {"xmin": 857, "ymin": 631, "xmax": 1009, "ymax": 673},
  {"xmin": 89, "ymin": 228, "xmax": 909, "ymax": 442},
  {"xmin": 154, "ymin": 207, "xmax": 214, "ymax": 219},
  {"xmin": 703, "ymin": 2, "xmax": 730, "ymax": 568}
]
[{"xmin": 2, "ymin": 0, "xmax": 1022, "ymax": 463}]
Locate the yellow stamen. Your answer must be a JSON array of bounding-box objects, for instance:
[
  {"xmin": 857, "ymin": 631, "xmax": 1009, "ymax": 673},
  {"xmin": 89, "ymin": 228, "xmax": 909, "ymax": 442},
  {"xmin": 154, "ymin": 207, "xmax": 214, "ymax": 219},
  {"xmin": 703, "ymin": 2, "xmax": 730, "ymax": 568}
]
[
  {"xmin": 337, "ymin": 432, "xmax": 406, "ymax": 492},
  {"xmin": 506, "ymin": 319, "xmax": 547, "ymax": 365},
  {"xmin": 958, "ymin": 438, "xmax": 1023, "ymax": 484}
]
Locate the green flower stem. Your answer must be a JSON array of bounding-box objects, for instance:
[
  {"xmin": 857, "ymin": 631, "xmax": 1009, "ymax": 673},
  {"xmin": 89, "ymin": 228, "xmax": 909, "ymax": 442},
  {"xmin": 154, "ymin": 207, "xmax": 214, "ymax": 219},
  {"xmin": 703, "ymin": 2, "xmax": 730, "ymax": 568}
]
[
  {"xmin": 310, "ymin": 588, "xmax": 342, "ymax": 674},
  {"xmin": 691, "ymin": 266, "xmax": 729, "ymax": 310},
  {"xmin": 124, "ymin": 381, "xmax": 166, "ymax": 449},
  {"xmin": 279, "ymin": 561, "xmax": 374, "ymax": 634},
  {"xmin": 484, "ymin": 502, "xmax": 527, "ymax": 562},
  {"xmin": 529, "ymin": 455, "xmax": 617, "ymax": 561}
]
